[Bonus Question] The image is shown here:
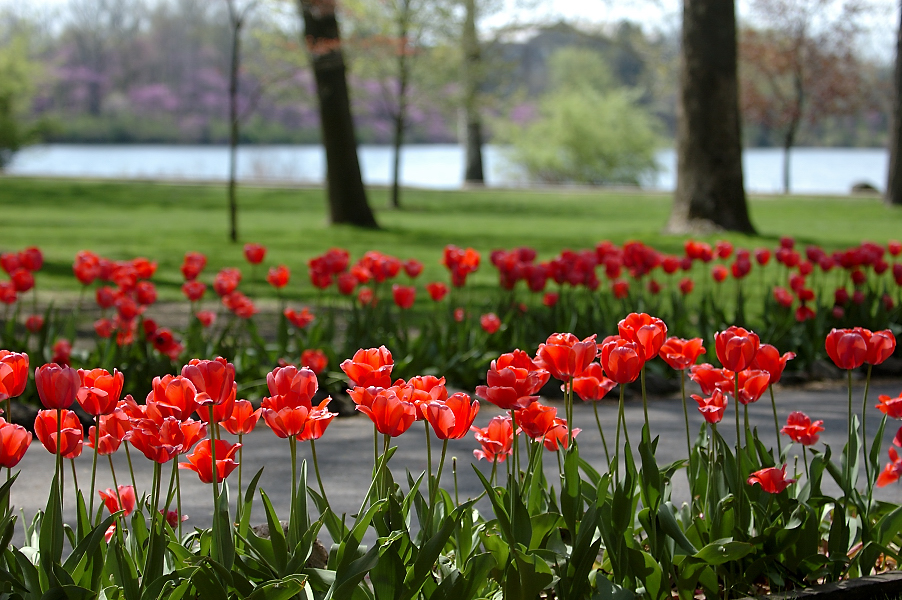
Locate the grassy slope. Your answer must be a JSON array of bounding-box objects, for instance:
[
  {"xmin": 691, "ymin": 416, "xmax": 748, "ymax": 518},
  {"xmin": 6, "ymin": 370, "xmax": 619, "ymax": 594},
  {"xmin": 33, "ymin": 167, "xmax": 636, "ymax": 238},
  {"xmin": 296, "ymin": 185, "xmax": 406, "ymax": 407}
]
[{"xmin": 2, "ymin": 177, "xmax": 901, "ymax": 301}]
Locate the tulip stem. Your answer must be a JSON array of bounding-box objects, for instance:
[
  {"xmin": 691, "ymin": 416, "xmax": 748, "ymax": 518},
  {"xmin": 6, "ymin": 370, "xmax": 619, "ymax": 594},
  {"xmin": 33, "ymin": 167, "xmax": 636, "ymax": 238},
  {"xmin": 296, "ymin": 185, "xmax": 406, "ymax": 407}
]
[
  {"xmin": 124, "ymin": 442, "xmax": 138, "ymax": 492},
  {"xmin": 108, "ymin": 455, "xmax": 123, "ymax": 517},
  {"xmin": 452, "ymin": 457, "xmax": 459, "ymax": 506},
  {"xmin": 424, "ymin": 420, "xmax": 433, "ymax": 506},
  {"xmin": 175, "ymin": 464, "xmax": 183, "ymax": 540},
  {"xmin": 615, "ymin": 385, "xmax": 625, "ymax": 482},
  {"xmin": 237, "ymin": 433, "xmax": 244, "ymax": 521},
  {"xmin": 289, "ymin": 436, "xmax": 298, "ymax": 515},
  {"xmin": 592, "ymin": 402, "xmax": 610, "ymax": 464},
  {"xmin": 802, "ymin": 446, "xmax": 810, "ymax": 480},
  {"xmin": 427, "ymin": 439, "xmax": 448, "ymax": 536},
  {"xmin": 861, "ymin": 364, "xmax": 873, "ymax": 491},
  {"xmin": 55, "ymin": 408, "xmax": 63, "ymax": 514},
  {"xmin": 164, "ymin": 459, "xmax": 177, "ymax": 517},
  {"xmin": 566, "ymin": 381, "xmax": 574, "ymax": 448},
  {"xmin": 734, "ymin": 371, "xmax": 743, "ymax": 529},
  {"xmin": 510, "ymin": 409, "xmax": 520, "ymax": 482},
  {"xmin": 680, "ymin": 370, "xmax": 692, "ymax": 470},
  {"xmin": 310, "ymin": 439, "xmax": 331, "ymax": 511},
  {"xmin": 89, "ymin": 417, "xmax": 99, "ymax": 521},
  {"xmin": 770, "ymin": 386, "xmax": 782, "ymax": 458},
  {"xmin": 640, "ymin": 366, "xmax": 649, "ymax": 441},
  {"xmin": 69, "ymin": 458, "xmax": 79, "ymax": 501},
  {"xmin": 846, "ymin": 369, "xmax": 853, "ymax": 493}
]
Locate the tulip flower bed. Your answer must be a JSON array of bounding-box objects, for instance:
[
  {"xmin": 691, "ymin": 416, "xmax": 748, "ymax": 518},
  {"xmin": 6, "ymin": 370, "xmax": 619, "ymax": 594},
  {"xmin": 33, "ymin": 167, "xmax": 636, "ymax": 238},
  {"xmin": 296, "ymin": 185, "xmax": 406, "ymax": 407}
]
[
  {"xmin": 0, "ymin": 314, "xmax": 900, "ymax": 599},
  {"xmin": 0, "ymin": 236, "xmax": 901, "ymax": 403}
]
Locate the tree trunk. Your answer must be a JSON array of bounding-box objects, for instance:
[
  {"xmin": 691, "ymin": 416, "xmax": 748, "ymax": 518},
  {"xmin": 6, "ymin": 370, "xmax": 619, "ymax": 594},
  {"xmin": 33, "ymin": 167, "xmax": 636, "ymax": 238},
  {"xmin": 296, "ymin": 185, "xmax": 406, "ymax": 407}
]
[
  {"xmin": 390, "ymin": 0, "xmax": 411, "ymax": 209},
  {"xmin": 298, "ymin": 0, "xmax": 378, "ymax": 228},
  {"xmin": 668, "ymin": 0, "xmax": 755, "ymax": 234},
  {"xmin": 887, "ymin": 1, "xmax": 902, "ymax": 205},
  {"xmin": 462, "ymin": 0, "xmax": 484, "ymax": 184},
  {"xmin": 228, "ymin": 9, "xmax": 242, "ymax": 243}
]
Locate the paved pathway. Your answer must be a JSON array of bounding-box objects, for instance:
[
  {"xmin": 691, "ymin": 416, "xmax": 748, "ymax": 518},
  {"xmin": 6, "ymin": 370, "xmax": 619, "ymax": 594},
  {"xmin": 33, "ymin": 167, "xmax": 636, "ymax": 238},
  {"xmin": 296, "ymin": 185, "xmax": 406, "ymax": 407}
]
[{"xmin": 10, "ymin": 377, "xmax": 902, "ymax": 542}]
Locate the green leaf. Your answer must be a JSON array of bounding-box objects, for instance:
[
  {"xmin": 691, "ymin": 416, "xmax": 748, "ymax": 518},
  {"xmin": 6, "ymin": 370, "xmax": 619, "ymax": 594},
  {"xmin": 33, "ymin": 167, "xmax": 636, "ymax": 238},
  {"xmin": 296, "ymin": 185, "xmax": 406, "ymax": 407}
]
[
  {"xmin": 259, "ymin": 490, "xmax": 288, "ymax": 575},
  {"xmin": 238, "ymin": 467, "xmax": 265, "ymax": 544},
  {"xmin": 561, "ymin": 444, "xmax": 582, "ymax": 537},
  {"xmin": 657, "ymin": 502, "xmax": 697, "ymax": 555},
  {"xmin": 693, "ymin": 540, "xmax": 754, "ymax": 566},
  {"xmin": 246, "ymin": 575, "xmax": 308, "ymax": 600},
  {"xmin": 38, "ymin": 473, "xmax": 63, "ymax": 581}
]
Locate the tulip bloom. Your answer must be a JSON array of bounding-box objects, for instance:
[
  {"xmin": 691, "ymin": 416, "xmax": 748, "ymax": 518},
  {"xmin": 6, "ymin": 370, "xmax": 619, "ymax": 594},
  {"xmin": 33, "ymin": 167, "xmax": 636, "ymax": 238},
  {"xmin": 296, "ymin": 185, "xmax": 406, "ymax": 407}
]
[
  {"xmin": 735, "ymin": 370, "xmax": 770, "ymax": 405},
  {"xmin": 181, "ymin": 280, "xmax": 206, "ymax": 302},
  {"xmin": 34, "ymin": 409, "xmax": 84, "ymax": 458},
  {"xmin": 267, "ymin": 265, "xmax": 290, "ymax": 289},
  {"xmin": 877, "ymin": 447, "xmax": 902, "ymax": 487},
  {"xmin": 480, "ymin": 313, "xmax": 501, "ymax": 334},
  {"xmin": 475, "ymin": 350, "xmax": 549, "ymax": 410},
  {"xmin": 536, "ymin": 333, "xmax": 597, "ymax": 383},
  {"xmin": 284, "ymin": 307, "xmax": 315, "ymax": 329},
  {"xmin": 391, "ymin": 284, "xmax": 416, "ymax": 309},
  {"xmin": 128, "ymin": 416, "xmax": 188, "ymax": 463},
  {"xmin": 715, "ymin": 326, "xmax": 760, "ymax": 372},
  {"xmin": 265, "ymin": 365, "xmax": 319, "ymax": 410},
  {"xmin": 693, "ymin": 389, "xmax": 728, "ymax": 424},
  {"xmin": 876, "ymin": 394, "xmax": 902, "ymax": 419},
  {"xmin": 356, "ymin": 389, "xmax": 416, "ymax": 437},
  {"xmin": 301, "ymin": 349, "xmax": 328, "ymax": 375},
  {"xmin": 824, "ymin": 328, "xmax": 868, "ymax": 370},
  {"xmin": 340, "ymin": 346, "xmax": 394, "ymax": 389},
  {"xmin": 99, "ymin": 485, "xmax": 136, "ymax": 516},
  {"xmin": 571, "ymin": 363, "xmax": 617, "ymax": 402},
  {"xmin": 781, "ymin": 411, "xmax": 824, "ymax": 446},
  {"xmin": 689, "ymin": 364, "xmax": 734, "ymax": 396},
  {"xmin": 182, "ymin": 357, "xmax": 236, "ymax": 406},
  {"xmin": 747, "ymin": 465, "xmax": 796, "ymax": 494},
  {"xmin": 426, "ymin": 282, "xmax": 448, "ymax": 301},
  {"xmin": 77, "ymin": 368, "xmax": 124, "ymax": 416},
  {"xmin": 243, "ymin": 243, "xmax": 267, "ymax": 265},
  {"xmin": 866, "ymin": 329, "xmax": 896, "ymax": 366},
  {"xmin": 0, "ymin": 421, "xmax": 31, "ymax": 468},
  {"xmin": 146, "ymin": 375, "xmax": 201, "ymax": 421},
  {"xmin": 541, "ymin": 418, "xmax": 580, "ymax": 451},
  {"xmin": 220, "ymin": 399, "xmax": 263, "ymax": 435},
  {"xmin": 424, "ymin": 393, "xmax": 480, "ymax": 440},
  {"xmin": 659, "ymin": 337, "xmax": 706, "ymax": 371},
  {"xmin": 516, "ymin": 401, "xmax": 558, "ymax": 439},
  {"xmin": 618, "ymin": 313, "xmax": 668, "ymax": 362},
  {"xmin": 0, "ymin": 351, "xmax": 28, "ymax": 400},
  {"xmin": 471, "ymin": 415, "xmax": 513, "ymax": 462},
  {"xmin": 599, "ymin": 336, "xmax": 643, "ymax": 384},
  {"xmin": 180, "ymin": 439, "xmax": 241, "ymax": 484},
  {"xmin": 750, "ymin": 344, "xmax": 796, "ymax": 385},
  {"xmin": 35, "ymin": 363, "xmax": 81, "ymax": 410},
  {"xmin": 262, "ymin": 397, "xmax": 335, "ymax": 440}
]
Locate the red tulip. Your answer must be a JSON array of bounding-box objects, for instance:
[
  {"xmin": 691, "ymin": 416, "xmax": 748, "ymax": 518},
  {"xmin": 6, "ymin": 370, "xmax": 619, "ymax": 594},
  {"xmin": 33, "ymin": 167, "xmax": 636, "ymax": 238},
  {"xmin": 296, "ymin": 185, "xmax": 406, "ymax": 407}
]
[
  {"xmin": 218, "ymin": 399, "xmax": 261, "ymax": 435},
  {"xmin": 182, "ymin": 280, "xmax": 206, "ymax": 302},
  {"xmin": 426, "ymin": 282, "xmax": 448, "ymax": 302},
  {"xmin": 715, "ymin": 326, "xmax": 760, "ymax": 372},
  {"xmin": 773, "ymin": 287, "xmax": 794, "ymax": 308},
  {"xmin": 128, "ymin": 416, "xmax": 187, "ymax": 463},
  {"xmin": 571, "ymin": 363, "xmax": 617, "ymax": 402},
  {"xmin": 693, "ymin": 389, "xmax": 728, "ymax": 424},
  {"xmin": 471, "ymin": 415, "xmax": 513, "ymax": 462},
  {"xmin": 689, "ymin": 364, "xmax": 734, "ymax": 396},
  {"xmin": 824, "ymin": 328, "xmax": 868, "ymax": 370},
  {"xmin": 406, "ymin": 375, "xmax": 448, "ymax": 402},
  {"xmin": 35, "ymin": 363, "xmax": 80, "ymax": 410},
  {"xmin": 0, "ymin": 282, "xmax": 16, "ymax": 305},
  {"xmin": 284, "ymin": 307, "xmax": 315, "ymax": 329},
  {"xmin": 135, "ymin": 281, "xmax": 157, "ymax": 306},
  {"xmin": 356, "ymin": 389, "xmax": 416, "ymax": 437},
  {"xmin": 750, "ymin": 344, "xmax": 796, "ymax": 385},
  {"xmin": 536, "ymin": 332, "xmax": 597, "ymax": 383},
  {"xmin": 52, "ymin": 340, "xmax": 73, "ymax": 367},
  {"xmin": 711, "ymin": 265, "xmax": 728, "ymax": 283},
  {"xmin": 747, "ymin": 465, "xmax": 795, "ymax": 494},
  {"xmin": 877, "ymin": 447, "xmax": 902, "ymax": 487},
  {"xmin": 267, "ymin": 265, "xmax": 290, "ymax": 289},
  {"xmin": 617, "ymin": 313, "xmax": 668, "ymax": 362},
  {"xmin": 876, "ymin": 394, "xmax": 902, "ymax": 419},
  {"xmin": 196, "ymin": 310, "xmax": 215, "ymax": 327},
  {"xmin": 77, "ymin": 368, "xmax": 124, "ymax": 416},
  {"xmin": 0, "ymin": 253, "xmax": 18, "ymax": 274},
  {"xmin": 392, "ymin": 284, "xmax": 416, "ymax": 309},
  {"xmin": 25, "ymin": 315, "xmax": 43, "ymax": 333},
  {"xmin": 181, "ymin": 252, "xmax": 207, "ymax": 281},
  {"xmin": 424, "ymin": 393, "xmax": 480, "ymax": 440},
  {"xmin": 146, "ymin": 375, "xmax": 200, "ymax": 421},
  {"xmin": 735, "ymin": 370, "xmax": 770, "ymax": 405},
  {"xmin": 541, "ymin": 418, "xmax": 580, "ymax": 451},
  {"xmin": 213, "ymin": 268, "xmax": 241, "ymax": 296},
  {"xmin": 516, "ymin": 401, "xmax": 558, "ymax": 439},
  {"xmin": 781, "ymin": 411, "xmax": 824, "ymax": 446},
  {"xmin": 0, "ymin": 351, "xmax": 29, "ymax": 400},
  {"xmin": 34, "ymin": 409, "xmax": 84, "ymax": 457},
  {"xmin": 180, "ymin": 439, "xmax": 241, "ymax": 484},
  {"xmin": 480, "ymin": 313, "xmax": 501, "ymax": 334},
  {"xmin": 402, "ymin": 258, "xmax": 423, "ymax": 278},
  {"xmin": 599, "ymin": 336, "xmax": 643, "ymax": 384},
  {"xmin": 659, "ymin": 337, "xmax": 706, "ymax": 371},
  {"xmin": 182, "ymin": 357, "xmax": 236, "ymax": 406},
  {"xmin": 301, "ymin": 349, "xmax": 328, "ymax": 375},
  {"xmin": 340, "ymin": 346, "xmax": 394, "ymax": 389},
  {"xmin": 866, "ymin": 329, "xmax": 896, "ymax": 366},
  {"xmin": 265, "ymin": 365, "xmax": 319, "ymax": 410},
  {"xmin": 475, "ymin": 349, "xmax": 549, "ymax": 410},
  {"xmin": 243, "ymin": 243, "xmax": 267, "ymax": 265},
  {"xmin": 263, "ymin": 397, "xmax": 335, "ymax": 440},
  {"xmin": 99, "ymin": 485, "xmax": 136, "ymax": 516},
  {"xmin": 0, "ymin": 421, "xmax": 30, "ymax": 468},
  {"xmin": 11, "ymin": 268, "xmax": 34, "ymax": 293},
  {"xmin": 679, "ymin": 277, "xmax": 694, "ymax": 296}
]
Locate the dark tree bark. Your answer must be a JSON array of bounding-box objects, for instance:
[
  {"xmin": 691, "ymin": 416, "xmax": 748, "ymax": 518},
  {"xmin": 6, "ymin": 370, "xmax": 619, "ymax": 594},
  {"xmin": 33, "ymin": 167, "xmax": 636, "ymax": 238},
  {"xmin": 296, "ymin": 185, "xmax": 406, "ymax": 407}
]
[
  {"xmin": 298, "ymin": 0, "xmax": 379, "ymax": 228},
  {"xmin": 887, "ymin": 2, "xmax": 902, "ymax": 205},
  {"xmin": 462, "ymin": 0, "xmax": 484, "ymax": 184},
  {"xmin": 225, "ymin": 0, "xmax": 246, "ymax": 243},
  {"xmin": 389, "ymin": 0, "xmax": 412, "ymax": 209},
  {"xmin": 668, "ymin": 0, "xmax": 755, "ymax": 234}
]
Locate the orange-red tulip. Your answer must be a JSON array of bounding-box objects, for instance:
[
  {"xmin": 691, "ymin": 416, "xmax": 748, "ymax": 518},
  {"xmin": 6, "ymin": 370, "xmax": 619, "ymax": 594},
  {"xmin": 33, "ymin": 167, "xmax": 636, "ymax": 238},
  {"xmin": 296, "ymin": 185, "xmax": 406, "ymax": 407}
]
[
  {"xmin": 750, "ymin": 344, "xmax": 796, "ymax": 385},
  {"xmin": 34, "ymin": 409, "xmax": 83, "ymax": 457},
  {"xmin": 866, "ymin": 329, "xmax": 896, "ymax": 366},
  {"xmin": 0, "ymin": 350, "xmax": 28, "ymax": 400},
  {"xmin": 300, "ymin": 349, "xmax": 328, "ymax": 375},
  {"xmin": 340, "ymin": 346, "xmax": 394, "ymax": 388},
  {"xmin": 618, "ymin": 313, "xmax": 668, "ymax": 361},
  {"xmin": 392, "ymin": 284, "xmax": 416, "ymax": 309},
  {"xmin": 516, "ymin": 401, "xmax": 558, "ymax": 439},
  {"xmin": 77, "ymin": 368, "xmax": 124, "ymax": 416},
  {"xmin": 356, "ymin": 389, "xmax": 416, "ymax": 437},
  {"xmin": 541, "ymin": 418, "xmax": 580, "ymax": 451},
  {"xmin": 571, "ymin": 363, "xmax": 617, "ymax": 402},
  {"xmin": 145, "ymin": 375, "xmax": 200, "ymax": 421},
  {"xmin": 475, "ymin": 349, "xmax": 549, "ymax": 410},
  {"xmin": 735, "ymin": 370, "xmax": 770, "ymax": 405},
  {"xmin": 689, "ymin": 364, "xmax": 734, "ymax": 396},
  {"xmin": 877, "ymin": 394, "xmax": 902, "ymax": 419},
  {"xmin": 715, "ymin": 326, "xmax": 760, "ymax": 372},
  {"xmin": 220, "ymin": 399, "xmax": 263, "ymax": 435},
  {"xmin": 599, "ymin": 336, "xmax": 643, "ymax": 384},
  {"xmin": 424, "ymin": 393, "xmax": 480, "ymax": 440},
  {"xmin": 127, "ymin": 416, "xmax": 186, "ymax": 463},
  {"xmin": 0, "ymin": 421, "xmax": 30, "ymax": 468},
  {"xmin": 824, "ymin": 328, "xmax": 868, "ymax": 370},
  {"xmin": 262, "ymin": 397, "xmax": 335, "ymax": 440},
  {"xmin": 243, "ymin": 243, "xmax": 266, "ymax": 265},
  {"xmin": 877, "ymin": 446, "xmax": 902, "ymax": 487},
  {"xmin": 180, "ymin": 439, "xmax": 241, "ymax": 484},
  {"xmin": 265, "ymin": 365, "xmax": 319, "ymax": 410},
  {"xmin": 693, "ymin": 389, "xmax": 728, "ymax": 424},
  {"xmin": 182, "ymin": 357, "xmax": 236, "ymax": 406},
  {"xmin": 99, "ymin": 485, "xmax": 136, "ymax": 516},
  {"xmin": 781, "ymin": 411, "xmax": 824, "ymax": 446},
  {"xmin": 35, "ymin": 363, "xmax": 80, "ymax": 410},
  {"xmin": 747, "ymin": 465, "xmax": 795, "ymax": 494},
  {"xmin": 471, "ymin": 415, "xmax": 513, "ymax": 462},
  {"xmin": 267, "ymin": 265, "xmax": 290, "ymax": 289},
  {"xmin": 659, "ymin": 337, "xmax": 706, "ymax": 371},
  {"xmin": 536, "ymin": 333, "xmax": 597, "ymax": 383}
]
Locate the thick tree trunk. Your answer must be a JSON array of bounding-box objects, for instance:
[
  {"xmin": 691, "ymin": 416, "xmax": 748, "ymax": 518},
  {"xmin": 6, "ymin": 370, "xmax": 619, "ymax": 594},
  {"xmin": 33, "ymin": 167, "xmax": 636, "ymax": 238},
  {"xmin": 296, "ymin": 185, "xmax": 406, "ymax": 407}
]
[
  {"xmin": 886, "ymin": 1, "xmax": 902, "ymax": 205},
  {"xmin": 462, "ymin": 0, "xmax": 484, "ymax": 184},
  {"xmin": 228, "ymin": 12, "xmax": 241, "ymax": 243},
  {"xmin": 298, "ymin": 0, "xmax": 378, "ymax": 228},
  {"xmin": 668, "ymin": 0, "xmax": 755, "ymax": 234}
]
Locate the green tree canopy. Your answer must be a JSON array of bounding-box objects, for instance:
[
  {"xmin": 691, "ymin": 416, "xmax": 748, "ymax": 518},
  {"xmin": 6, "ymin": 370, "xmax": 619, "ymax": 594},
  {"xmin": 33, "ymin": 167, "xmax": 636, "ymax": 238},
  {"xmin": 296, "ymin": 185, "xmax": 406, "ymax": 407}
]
[{"xmin": 0, "ymin": 32, "xmax": 42, "ymax": 170}]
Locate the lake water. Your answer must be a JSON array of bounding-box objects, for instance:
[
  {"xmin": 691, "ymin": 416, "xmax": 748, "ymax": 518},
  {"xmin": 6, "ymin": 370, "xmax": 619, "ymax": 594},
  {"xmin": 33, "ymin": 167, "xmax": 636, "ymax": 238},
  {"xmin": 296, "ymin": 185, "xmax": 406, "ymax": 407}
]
[{"xmin": 4, "ymin": 143, "xmax": 890, "ymax": 195}]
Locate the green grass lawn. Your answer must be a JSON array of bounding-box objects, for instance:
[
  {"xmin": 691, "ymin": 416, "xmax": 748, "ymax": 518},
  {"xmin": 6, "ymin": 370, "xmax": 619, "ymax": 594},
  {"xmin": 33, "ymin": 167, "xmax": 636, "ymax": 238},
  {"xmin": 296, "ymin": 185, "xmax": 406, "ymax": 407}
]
[{"xmin": 2, "ymin": 176, "xmax": 901, "ymax": 301}]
